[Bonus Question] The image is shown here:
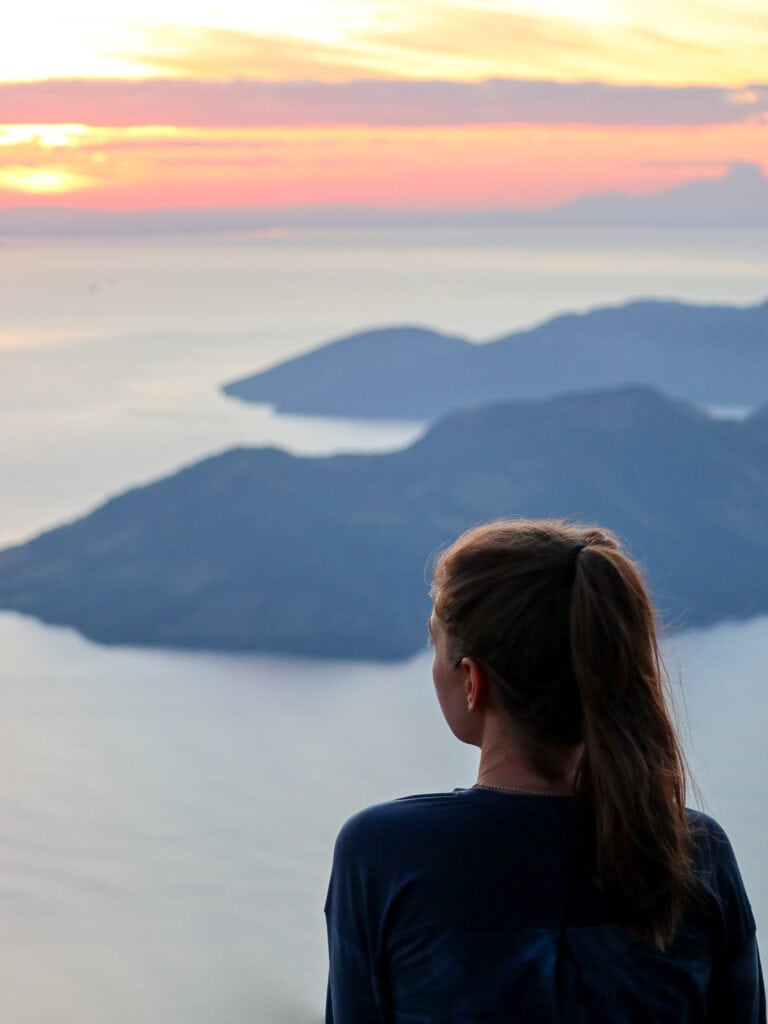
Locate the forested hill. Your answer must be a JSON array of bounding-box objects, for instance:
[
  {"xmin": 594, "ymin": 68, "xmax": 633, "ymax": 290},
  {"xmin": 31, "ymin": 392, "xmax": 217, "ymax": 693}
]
[
  {"xmin": 223, "ymin": 298, "xmax": 768, "ymax": 419},
  {"xmin": 2, "ymin": 386, "xmax": 768, "ymax": 659}
]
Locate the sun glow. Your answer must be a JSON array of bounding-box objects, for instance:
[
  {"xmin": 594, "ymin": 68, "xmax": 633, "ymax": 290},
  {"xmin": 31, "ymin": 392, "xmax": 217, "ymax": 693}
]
[
  {"xmin": 0, "ymin": 124, "xmax": 90, "ymax": 147},
  {"xmin": 0, "ymin": 166, "xmax": 93, "ymax": 194}
]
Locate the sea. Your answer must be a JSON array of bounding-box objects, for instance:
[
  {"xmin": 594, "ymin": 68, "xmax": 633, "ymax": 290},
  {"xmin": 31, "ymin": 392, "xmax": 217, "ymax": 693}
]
[{"xmin": 0, "ymin": 226, "xmax": 766, "ymax": 1023}]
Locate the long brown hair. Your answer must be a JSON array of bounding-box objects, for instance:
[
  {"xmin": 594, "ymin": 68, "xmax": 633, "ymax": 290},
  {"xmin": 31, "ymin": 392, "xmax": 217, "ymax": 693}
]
[{"xmin": 431, "ymin": 519, "xmax": 691, "ymax": 949}]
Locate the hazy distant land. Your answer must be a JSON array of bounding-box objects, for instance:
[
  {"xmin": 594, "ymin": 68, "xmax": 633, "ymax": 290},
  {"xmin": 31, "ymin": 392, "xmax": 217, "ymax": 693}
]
[
  {"xmin": 224, "ymin": 295, "xmax": 768, "ymax": 419},
  {"xmin": 2, "ymin": 163, "xmax": 766, "ymax": 236},
  {"xmin": 2, "ymin": 386, "xmax": 768, "ymax": 659}
]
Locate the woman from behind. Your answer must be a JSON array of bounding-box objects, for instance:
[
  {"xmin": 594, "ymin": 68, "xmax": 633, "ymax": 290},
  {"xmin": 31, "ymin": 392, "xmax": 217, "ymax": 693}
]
[{"xmin": 325, "ymin": 520, "xmax": 765, "ymax": 1023}]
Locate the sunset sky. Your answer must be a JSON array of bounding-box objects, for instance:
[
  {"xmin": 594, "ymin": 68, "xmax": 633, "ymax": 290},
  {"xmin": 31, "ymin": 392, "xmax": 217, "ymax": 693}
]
[{"xmin": 2, "ymin": 1, "xmax": 766, "ymax": 213}]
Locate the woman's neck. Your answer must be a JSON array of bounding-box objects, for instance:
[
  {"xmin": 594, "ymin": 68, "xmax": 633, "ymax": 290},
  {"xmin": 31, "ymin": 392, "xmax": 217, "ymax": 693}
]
[{"xmin": 475, "ymin": 716, "xmax": 581, "ymax": 796}]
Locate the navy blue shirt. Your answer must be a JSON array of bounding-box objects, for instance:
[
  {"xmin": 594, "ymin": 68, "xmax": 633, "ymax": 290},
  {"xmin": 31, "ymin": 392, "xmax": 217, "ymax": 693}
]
[{"xmin": 325, "ymin": 787, "xmax": 765, "ymax": 1023}]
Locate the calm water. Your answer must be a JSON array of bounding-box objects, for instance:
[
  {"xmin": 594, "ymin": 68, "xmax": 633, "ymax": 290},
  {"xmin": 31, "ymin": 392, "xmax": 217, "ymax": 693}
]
[
  {"xmin": 0, "ymin": 228, "xmax": 766, "ymax": 1022},
  {"xmin": 1, "ymin": 612, "xmax": 766, "ymax": 1024},
  {"xmin": 2, "ymin": 226, "xmax": 767, "ymax": 545}
]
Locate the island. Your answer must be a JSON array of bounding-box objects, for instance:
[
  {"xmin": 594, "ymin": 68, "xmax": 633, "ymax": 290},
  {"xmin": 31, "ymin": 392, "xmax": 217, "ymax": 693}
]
[
  {"xmin": 223, "ymin": 297, "xmax": 768, "ymax": 419},
  {"xmin": 1, "ymin": 386, "xmax": 768, "ymax": 659}
]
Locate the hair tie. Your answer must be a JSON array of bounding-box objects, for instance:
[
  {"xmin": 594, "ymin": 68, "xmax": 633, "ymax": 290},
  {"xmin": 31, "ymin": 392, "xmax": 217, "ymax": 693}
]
[{"xmin": 565, "ymin": 543, "xmax": 585, "ymax": 583}]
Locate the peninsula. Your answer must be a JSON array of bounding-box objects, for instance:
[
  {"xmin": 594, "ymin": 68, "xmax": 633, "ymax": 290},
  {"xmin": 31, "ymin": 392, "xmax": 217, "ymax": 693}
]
[
  {"xmin": 1, "ymin": 387, "xmax": 767, "ymax": 659},
  {"xmin": 223, "ymin": 297, "xmax": 768, "ymax": 419}
]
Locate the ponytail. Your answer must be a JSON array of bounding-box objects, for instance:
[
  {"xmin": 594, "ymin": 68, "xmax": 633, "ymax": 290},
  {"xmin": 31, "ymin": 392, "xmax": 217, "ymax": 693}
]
[
  {"xmin": 570, "ymin": 538, "xmax": 691, "ymax": 948},
  {"xmin": 431, "ymin": 520, "xmax": 692, "ymax": 949}
]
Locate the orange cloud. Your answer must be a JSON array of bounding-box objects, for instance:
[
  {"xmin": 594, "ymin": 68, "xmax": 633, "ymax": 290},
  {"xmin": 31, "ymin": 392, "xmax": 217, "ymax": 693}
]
[{"xmin": 0, "ymin": 122, "xmax": 764, "ymax": 211}]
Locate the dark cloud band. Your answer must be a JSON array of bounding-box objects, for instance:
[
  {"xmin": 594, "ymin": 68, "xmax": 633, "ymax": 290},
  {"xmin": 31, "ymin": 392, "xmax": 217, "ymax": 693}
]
[{"xmin": 2, "ymin": 77, "xmax": 767, "ymax": 127}]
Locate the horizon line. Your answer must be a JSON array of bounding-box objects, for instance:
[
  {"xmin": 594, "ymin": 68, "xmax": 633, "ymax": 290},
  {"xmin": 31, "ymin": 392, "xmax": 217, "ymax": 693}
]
[{"xmin": 1, "ymin": 163, "xmax": 766, "ymax": 235}]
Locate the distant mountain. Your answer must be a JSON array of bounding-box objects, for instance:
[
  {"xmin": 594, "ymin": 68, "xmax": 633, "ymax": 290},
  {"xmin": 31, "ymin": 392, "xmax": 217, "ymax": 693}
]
[
  {"xmin": 226, "ymin": 325, "xmax": 475, "ymax": 419},
  {"xmin": 2, "ymin": 386, "xmax": 768, "ymax": 660},
  {"xmin": 223, "ymin": 297, "xmax": 768, "ymax": 419},
  {"xmin": 3, "ymin": 164, "xmax": 766, "ymax": 235},
  {"xmin": 515, "ymin": 162, "xmax": 768, "ymax": 228}
]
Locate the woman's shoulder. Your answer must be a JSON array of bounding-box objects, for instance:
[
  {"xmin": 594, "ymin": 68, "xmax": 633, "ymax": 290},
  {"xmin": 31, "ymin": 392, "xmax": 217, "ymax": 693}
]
[
  {"xmin": 682, "ymin": 808, "xmax": 752, "ymax": 897},
  {"xmin": 333, "ymin": 788, "xmax": 505, "ymax": 864},
  {"xmin": 332, "ymin": 787, "xmax": 572, "ymax": 864},
  {"xmin": 686, "ymin": 808, "xmax": 741, "ymax": 866},
  {"xmin": 335, "ymin": 789, "xmax": 468, "ymax": 843},
  {"xmin": 685, "ymin": 808, "xmax": 757, "ymax": 950}
]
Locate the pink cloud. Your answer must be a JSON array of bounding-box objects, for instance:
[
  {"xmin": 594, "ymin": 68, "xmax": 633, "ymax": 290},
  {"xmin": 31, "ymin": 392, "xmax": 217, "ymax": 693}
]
[{"xmin": 3, "ymin": 78, "xmax": 768, "ymax": 127}]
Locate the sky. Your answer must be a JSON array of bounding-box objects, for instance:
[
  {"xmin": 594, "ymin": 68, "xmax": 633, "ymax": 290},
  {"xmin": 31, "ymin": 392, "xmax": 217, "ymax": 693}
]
[{"xmin": 1, "ymin": 0, "xmax": 766, "ymax": 213}]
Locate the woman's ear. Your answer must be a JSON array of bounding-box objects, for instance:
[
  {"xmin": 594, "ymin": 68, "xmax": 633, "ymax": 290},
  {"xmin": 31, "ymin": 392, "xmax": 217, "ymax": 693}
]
[{"xmin": 459, "ymin": 656, "xmax": 488, "ymax": 713}]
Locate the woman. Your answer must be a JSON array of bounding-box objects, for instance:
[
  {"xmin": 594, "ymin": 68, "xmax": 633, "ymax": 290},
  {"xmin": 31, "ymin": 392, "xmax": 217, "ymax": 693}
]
[{"xmin": 325, "ymin": 520, "xmax": 765, "ymax": 1023}]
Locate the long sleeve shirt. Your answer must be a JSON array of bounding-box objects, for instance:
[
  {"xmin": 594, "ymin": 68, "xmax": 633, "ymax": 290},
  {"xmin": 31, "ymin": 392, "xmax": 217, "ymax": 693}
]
[{"xmin": 325, "ymin": 787, "xmax": 765, "ymax": 1024}]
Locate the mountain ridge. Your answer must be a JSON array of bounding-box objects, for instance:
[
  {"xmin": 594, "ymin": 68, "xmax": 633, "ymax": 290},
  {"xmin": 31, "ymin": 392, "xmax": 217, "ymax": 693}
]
[
  {"xmin": 2, "ymin": 386, "xmax": 768, "ymax": 659},
  {"xmin": 223, "ymin": 296, "xmax": 768, "ymax": 419}
]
